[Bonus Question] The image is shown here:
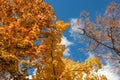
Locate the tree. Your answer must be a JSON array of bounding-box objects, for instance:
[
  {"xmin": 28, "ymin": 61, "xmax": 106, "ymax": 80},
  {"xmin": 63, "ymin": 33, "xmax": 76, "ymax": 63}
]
[
  {"xmin": 70, "ymin": 2, "xmax": 120, "ymax": 74},
  {"xmin": 71, "ymin": 2, "xmax": 120, "ymax": 61},
  {"xmin": 0, "ymin": 0, "xmax": 69, "ymax": 79},
  {"xmin": 0, "ymin": 0, "xmax": 106, "ymax": 80},
  {"xmin": 60, "ymin": 57, "xmax": 107, "ymax": 80}
]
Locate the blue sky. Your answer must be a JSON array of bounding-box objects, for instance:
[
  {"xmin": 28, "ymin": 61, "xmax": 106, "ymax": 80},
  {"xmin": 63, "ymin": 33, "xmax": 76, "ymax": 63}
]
[
  {"xmin": 43, "ymin": 0, "xmax": 120, "ymax": 62},
  {"xmin": 44, "ymin": 0, "xmax": 120, "ymax": 61},
  {"xmin": 44, "ymin": 0, "xmax": 120, "ymax": 21}
]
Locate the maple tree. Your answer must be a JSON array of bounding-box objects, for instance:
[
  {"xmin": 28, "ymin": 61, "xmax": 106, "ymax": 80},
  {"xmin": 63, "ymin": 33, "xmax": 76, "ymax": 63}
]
[{"xmin": 0, "ymin": 0, "xmax": 106, "ymax": 80}]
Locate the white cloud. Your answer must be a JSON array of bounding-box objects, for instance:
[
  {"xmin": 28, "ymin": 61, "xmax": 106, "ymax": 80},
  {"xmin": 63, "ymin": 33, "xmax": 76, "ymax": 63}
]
[
  {"xmin": 26, "ymin": 75, "xmax": 32, "ymax": 80},
  {"xmin": 98, "ymin": 63, "xmax": 120, "ymax": 80},
  {"xmin": 63, "ymin": 48, "xmax": 71, "ymax": 57},
  {"xmin": 61, "ymin": 35, "xmax": 73, "ymax": 57},
  {"xmin": 61, "ymin": 35, "xmax": 73, "ymax": 47},
  {"xmin": 87, "ymin": 51, "xmax": 95, "ymax": 58},
  {"xmin": 70, "ymin": 18, "xmax": 84, "ymax": 39}
]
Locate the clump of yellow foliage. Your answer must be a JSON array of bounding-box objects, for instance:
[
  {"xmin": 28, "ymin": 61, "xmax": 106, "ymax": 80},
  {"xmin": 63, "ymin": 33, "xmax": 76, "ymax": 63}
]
[{"xmin": 60, "ymin": 57, "xmax": 107, "ymax": 80}]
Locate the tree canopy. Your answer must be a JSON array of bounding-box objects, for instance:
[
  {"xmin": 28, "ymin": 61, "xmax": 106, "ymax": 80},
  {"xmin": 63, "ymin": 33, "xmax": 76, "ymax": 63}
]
[
  {"xmin": 70, "ymin": 2, "xmax": 120, "ymax": 75},
  {"xmin": 71, "ymin": 2, "xmax": 120, "ymax": 62},
  {"xmin": 0, "ymin": 0, "xmax": 107, "ymax": 80}
]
